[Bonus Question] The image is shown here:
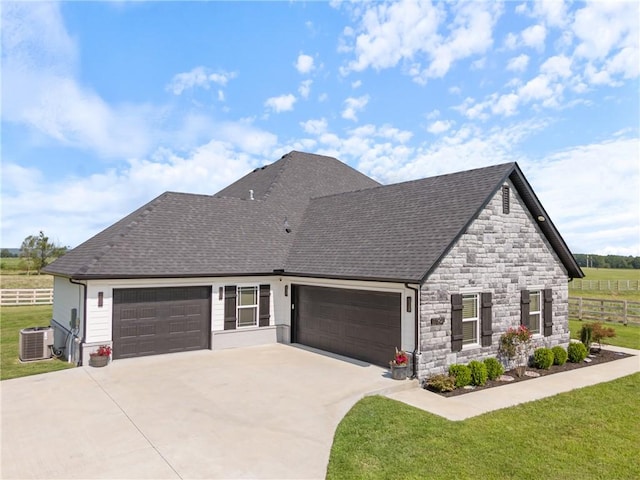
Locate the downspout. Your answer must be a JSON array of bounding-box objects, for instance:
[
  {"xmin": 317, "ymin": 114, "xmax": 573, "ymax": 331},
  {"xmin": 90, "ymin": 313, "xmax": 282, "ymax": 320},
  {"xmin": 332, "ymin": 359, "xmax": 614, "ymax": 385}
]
[
  {"xmin": 405, "ymin": 283, "xmax": 420, "ymax": 379},
  {"xmin": 69, "ymin": 278, "xmax": 87, "ymax": 366}
]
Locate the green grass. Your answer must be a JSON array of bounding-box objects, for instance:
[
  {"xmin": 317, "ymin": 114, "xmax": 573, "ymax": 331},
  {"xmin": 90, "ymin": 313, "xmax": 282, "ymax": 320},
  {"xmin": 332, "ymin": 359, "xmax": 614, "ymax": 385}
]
[
  {"xmin": 327, "ymin": 373, "xmax": 640, "ymax": 480},
  {"xmin": 580, "ymin": 267, "xmax": 640, "ymax": 281},
  {"xmin": 569, "ymin": 319, "xmax": 640, "ymax": 350},
  {"xmin": 0, "ymin": 273, "xmax": 54, "ymax": 289},
  {"xmin": 0, "ymin": 305, "xmax": 74, "ymax": 380}
]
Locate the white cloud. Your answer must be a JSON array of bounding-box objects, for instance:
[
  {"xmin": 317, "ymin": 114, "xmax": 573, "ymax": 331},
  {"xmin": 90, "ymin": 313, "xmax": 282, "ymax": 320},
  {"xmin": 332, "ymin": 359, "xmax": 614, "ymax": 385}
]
[
  {"xmin": 492, "ymin": 93, "xmax": 520, "ymax": 116},
  {"xmin": 427, "ymin": 120, "xmax": 453, "ymax": 134},
  {"xmin": 300, "ymin": 118, "xmax": 328, "ymax": 135},
  {"xmin": 0, "ymin": 140, "xmax": 265, "ymax": 247},
  {"xmin": 521, "ymin": 24, "xmax": 546, "ymax": 50},
  {"xmin": 298, "ymin": 79, "xmax": 312, "ymax": 99},
  {"xmin": 341, "ymin": 95, "xmax": 369, "ymax": 121},
  {"xmin": 507, "ymin": 54, "xmax": 529, "ymax": 72},
  {"xmin": 1, "ymin": 2, "xmax": 156, "ymax": 159},
  {"xmin": 540, "ymin": 55, "xmax": 572, "ymax": 78},
  {"xmin": 351, "ymin": 80, "xmax": 362, "ymax": 89},
  {"xmin": 525, "ymin": 137, "xmax": 640, "ymax": 255},
  {"xmin": 295, "ymin": 53, "xmax": 315, "ymax": 74},
  {"xmin": 264, "ymin": 94, "xmax": 297, "ymax": 113},
  {"xmin": 340, "ymin": 0, "xmax": 502, "ymax": 83},
  {"xmin": 166, "ymin": 67, "xmax": 237, "ymax": 95}
]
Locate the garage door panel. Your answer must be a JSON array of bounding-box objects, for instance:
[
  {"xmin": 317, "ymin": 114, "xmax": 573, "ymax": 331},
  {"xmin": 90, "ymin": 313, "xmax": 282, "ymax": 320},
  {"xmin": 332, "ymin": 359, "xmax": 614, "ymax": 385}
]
[
  {"xmin": 294, "ymin": 285, "xmax": 401, "ymax": 367},
  {"xmin": 113, "ymin": 287, "xmax": 211, "ymax": 360}
]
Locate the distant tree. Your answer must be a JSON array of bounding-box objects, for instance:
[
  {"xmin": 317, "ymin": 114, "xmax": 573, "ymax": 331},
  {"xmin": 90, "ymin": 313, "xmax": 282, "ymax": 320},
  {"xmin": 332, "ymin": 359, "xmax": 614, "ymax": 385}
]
[
  {"xmin": 19, "ymin": 231, "xmax": 67, "ymax": 274},
  {"xmin": 0, "ymin": 249, "xmax": 17, "ymax": 258}
]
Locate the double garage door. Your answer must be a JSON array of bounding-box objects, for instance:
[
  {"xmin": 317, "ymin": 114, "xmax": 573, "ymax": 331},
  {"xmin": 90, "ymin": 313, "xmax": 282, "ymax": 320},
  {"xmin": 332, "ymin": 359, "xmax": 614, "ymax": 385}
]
[
  {"xmin": 293, "ymin": 285, "xmax": 401, "ymax": 367},
  {"xmin": 112, "ymin": 287, "xmax": 211, "ymax": 360}
]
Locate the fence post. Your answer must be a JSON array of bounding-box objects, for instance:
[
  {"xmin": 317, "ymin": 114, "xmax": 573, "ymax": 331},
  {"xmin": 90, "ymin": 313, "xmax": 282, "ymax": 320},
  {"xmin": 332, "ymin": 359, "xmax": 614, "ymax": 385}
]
[
  {"xmin": 623, "ymin": 300, "xmax": 628, "ymax": 326},
  {"xmin": 600, "ymin": 299, "xmax": 605, "ymax": 322},
  {"xmin": 578, "ymin": 297, "xmax": 583, "ymax": 320}
]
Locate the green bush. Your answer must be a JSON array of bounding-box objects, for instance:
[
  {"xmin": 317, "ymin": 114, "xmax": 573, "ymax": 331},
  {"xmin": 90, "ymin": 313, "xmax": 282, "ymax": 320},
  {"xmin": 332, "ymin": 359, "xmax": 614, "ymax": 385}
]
[
  {"xmin": 448, "ymin": 364, "xmax": 471, "ymax": 387},
  {"xmin": 552, "ymin": 346, "xmax": 568, "ymax": 365},
  {"xmin": 484, "ymin": 357, "xmax": 504, "ymax": 380},
  {"xmin": 568, "ymin": 342, "xmax": 588, "ymax": 363},
  {"xmin": 425, "ymin": 374, "xmax": 456, "ymax": 392},
  {"xmin": 533, "ymin": 347, "xmax": 555, "ymax": 369},
  {"xmin": 468, "ymin": 360, "xmax": 488, "ymax": 386},
  {"xmin": 580, "ymin": 324, "xmax": 593, "ymax": 350}
]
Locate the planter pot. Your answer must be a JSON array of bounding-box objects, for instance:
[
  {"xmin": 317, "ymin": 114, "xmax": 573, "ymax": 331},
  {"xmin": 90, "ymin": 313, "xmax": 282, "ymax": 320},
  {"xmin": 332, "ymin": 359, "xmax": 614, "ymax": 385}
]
[
  {"xmin": 89, "ymin": 355, "xmax": 109, "ymax": 368},
  {"xmin": 390, "ymin": 364, "xmax": 408, "ymax": 380}
]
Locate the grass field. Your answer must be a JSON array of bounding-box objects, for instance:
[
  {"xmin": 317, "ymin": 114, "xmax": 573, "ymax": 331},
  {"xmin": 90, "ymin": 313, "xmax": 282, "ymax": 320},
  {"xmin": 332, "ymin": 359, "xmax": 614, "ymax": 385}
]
[
  {"xmin": 327, "ymin": 373, "xmax": 640, "ymax": 479},
  {"xmin": 0, "ymin": 305, "xmax": 74, "ymax": 381},
  {"xmin": 0, "ymin": 274, "xmax": 54, "ymax": 289},
  {"xmin": 570, "ymin": 267, "xmax": 640, "ymax": 301},
  {"xmin": 569, "ymin": 319, "xmax": 640, "ymax": 349}
]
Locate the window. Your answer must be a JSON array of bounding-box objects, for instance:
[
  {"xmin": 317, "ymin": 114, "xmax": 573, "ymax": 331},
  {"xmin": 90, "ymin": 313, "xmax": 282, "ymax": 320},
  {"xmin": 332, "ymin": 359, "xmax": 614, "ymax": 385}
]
[
  {"xmin": 529, "ymin": 290, "xmax": 542, "ymax": 334},
  {"xmin": 237, "ymin": 286, "xmax": 258, "ymax": 327},
  {"xmin": 462, "ymin": 293, "xmax": 480, "ymax": 346}
]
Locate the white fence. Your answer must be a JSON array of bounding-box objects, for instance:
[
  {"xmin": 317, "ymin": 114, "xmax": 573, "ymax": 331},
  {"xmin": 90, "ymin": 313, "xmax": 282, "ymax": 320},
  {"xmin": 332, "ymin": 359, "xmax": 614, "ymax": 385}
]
[
  {"xmin": 570, "ymin": 279, "xmax": 639, "ymax": 291},
  {"xmin": 0, "ymin": 289, "xmax": 53, "ymax": 305}
]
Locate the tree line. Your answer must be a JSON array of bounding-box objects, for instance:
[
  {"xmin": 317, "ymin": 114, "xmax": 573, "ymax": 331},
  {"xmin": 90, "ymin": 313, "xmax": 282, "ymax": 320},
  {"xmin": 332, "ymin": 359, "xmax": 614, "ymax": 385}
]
[{"xmin": 574, "ymin": 254, "xmax": 640, "ymax": 269}]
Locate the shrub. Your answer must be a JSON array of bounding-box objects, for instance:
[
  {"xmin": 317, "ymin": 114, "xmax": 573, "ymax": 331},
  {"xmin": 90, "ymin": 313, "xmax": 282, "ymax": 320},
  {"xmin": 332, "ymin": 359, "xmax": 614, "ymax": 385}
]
[
  {"xmin": 533, "ymin": 347, "xmax": 555, "ymax": 369},
  {"xmin": 499, "ymin": 325, "xmax": 533, "ymax": 376},
  {"xmin": 580, "ymin": 324, "xmax": 593, "ymax": 350},
  {"xmin": 448, "ymin": 364, "xmax": 471, "ymax": 387},
  {"xmin": 591, "ymin": 322, "xmax": 616, "ymax": 351},
  {"xmin": 568, "ymin": 342, "xmax": 588, "ymax": 363},
  {"xmin": 552, "ymin": 346, "xmax": 568, "ymax": 365},
  {"xmin": 468, "ymin": 360, "xmax": 488, "ymax": 386},
  {"xmin": 484, "ymin": 357, "xmax": 504, "ymax": 380},
  {"xmin": 425, "ymin": 374, "xmax": 456, "ymax": 392}
]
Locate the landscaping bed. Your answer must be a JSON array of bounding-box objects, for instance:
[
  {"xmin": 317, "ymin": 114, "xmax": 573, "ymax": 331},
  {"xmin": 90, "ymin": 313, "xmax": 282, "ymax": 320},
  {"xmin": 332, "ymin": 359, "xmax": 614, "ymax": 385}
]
[{"xmin": 425, "ymin": 347, "xmax": 632, "ymax": 397}]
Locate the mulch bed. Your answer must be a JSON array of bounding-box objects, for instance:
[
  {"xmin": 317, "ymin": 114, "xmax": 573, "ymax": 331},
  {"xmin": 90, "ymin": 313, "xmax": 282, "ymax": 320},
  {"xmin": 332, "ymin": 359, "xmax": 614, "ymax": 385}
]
[{"xmin": 425, "ymin": 348, "xmax": 633, "ymax": 397}]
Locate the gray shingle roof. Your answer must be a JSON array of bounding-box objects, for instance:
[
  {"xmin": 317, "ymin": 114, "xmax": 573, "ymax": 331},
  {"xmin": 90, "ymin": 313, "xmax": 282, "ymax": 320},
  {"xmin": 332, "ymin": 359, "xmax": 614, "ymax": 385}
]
[
  {"xmin": 285, "ymin": 163, "xmax": 516, "ymax": 282},
  {"xmin": 44, "ymin": 152, "xmax": 583, "ymax": 281},
  {"xmin": 44, "ymin": 151, "xmax": 380, "ymax": 279}
]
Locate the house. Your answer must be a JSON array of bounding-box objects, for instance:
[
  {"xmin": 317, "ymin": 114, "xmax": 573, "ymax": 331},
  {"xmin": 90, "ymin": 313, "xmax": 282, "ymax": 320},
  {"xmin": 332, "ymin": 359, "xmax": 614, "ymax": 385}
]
[{"xmin": 44, "ymin": 151, "xmax": 584, "ymax": 380}]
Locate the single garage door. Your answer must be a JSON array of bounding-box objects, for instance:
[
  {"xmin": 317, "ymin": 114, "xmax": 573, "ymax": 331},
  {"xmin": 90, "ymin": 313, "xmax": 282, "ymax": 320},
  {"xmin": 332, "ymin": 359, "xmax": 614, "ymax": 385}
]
[
  {"xmin": 293, "ymin": 285, "xmax": 401, "ymax": 367},
  {"xmin": 113, "ymin": 286, "xmax": 211, "ymax": 359}
]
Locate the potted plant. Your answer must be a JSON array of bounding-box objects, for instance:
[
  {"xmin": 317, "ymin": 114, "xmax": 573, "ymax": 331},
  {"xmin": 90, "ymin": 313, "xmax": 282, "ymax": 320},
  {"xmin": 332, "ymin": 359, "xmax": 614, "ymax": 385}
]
[
  {"xmin": 389, "ymin": 348, "xmax": 409, "ymax": 380},
  {"xmin": 89, "ymin": 345, "xmax": 112, "ymax": 367}
]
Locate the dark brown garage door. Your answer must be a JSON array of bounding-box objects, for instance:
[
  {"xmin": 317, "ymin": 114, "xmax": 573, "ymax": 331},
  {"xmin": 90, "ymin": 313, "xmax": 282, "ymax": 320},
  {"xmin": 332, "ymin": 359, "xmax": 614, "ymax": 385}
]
[
  {"xmin": 293, "ymin": 285, "xmax": 401, "ymax": 367},
  {"xmin": 113, "ymin": 286, "xmax": 211, "ymax": 359}
]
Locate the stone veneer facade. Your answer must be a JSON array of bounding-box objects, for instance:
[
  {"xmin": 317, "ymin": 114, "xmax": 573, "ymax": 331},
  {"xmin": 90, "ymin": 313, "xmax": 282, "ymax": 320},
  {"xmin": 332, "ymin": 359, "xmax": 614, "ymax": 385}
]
[{"xmin": 417, "ymin": 180, "xmax": 570, "ymax": 381}]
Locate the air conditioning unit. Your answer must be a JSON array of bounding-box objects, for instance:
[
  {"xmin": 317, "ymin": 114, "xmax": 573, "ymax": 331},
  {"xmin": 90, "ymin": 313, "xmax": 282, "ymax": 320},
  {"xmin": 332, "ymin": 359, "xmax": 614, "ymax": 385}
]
[{"xmin": 19, "ymin": 327, "xmax": 54, "ymax": 362}]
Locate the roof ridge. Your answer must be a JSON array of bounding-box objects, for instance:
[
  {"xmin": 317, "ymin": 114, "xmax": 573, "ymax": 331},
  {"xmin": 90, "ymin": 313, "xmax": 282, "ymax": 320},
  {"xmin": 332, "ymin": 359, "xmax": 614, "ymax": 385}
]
[
  {"xmin": 76, "ymin": 192, "xmax": 170, "ymax": 275},
  {"xmin": 260, "ymin": 152, "xmax": 291, "ymax": 200},
  {"xmin": 310, "ymin": 162, "xmax": 516, "ymax": 202}
]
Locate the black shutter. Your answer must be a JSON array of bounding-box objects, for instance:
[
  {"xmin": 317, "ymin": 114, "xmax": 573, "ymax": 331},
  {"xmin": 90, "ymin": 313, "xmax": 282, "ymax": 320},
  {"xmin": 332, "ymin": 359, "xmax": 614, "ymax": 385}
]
[
  {"xmin": 259, "ymin": 284, "xmax": 270, "ymax": 327},
  {"xmin": 224, "ymin": 286, "xmax": 236, "ymax": 330},
  {"xmin": 520, "ymin": 290, "xmax": 530, "ymax": 329},
  {"xmin": 451, "ymin": 294, "xmax": 463, "ymax": 352},
  {"xmin": 481, "ymin": 292, "xmax": 493, "ymax": 347},
  {"xmin": 543, "ymin": 288, "xmax": 553, "ymax": 336}
]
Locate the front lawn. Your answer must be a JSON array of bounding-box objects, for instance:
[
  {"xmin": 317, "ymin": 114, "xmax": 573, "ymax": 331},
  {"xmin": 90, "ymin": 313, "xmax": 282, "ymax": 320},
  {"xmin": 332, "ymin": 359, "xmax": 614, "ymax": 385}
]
[
  {"xmin": 327, "ymin": 373, "xmax": 640, "ymax": 479},
  {"xmin": 1, "ymin": 305, "xmax": 74, "ymax": 380},
  {"xmin": 569, "ymin": 319, "xmax": 640, "ymax": 349}
]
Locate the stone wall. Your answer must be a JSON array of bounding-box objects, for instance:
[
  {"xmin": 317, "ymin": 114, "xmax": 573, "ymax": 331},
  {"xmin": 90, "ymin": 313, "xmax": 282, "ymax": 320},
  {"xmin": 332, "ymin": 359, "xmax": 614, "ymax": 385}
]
[{"xmin": 417, "ymin": 180, "xmax": 570, "ymax": 380}]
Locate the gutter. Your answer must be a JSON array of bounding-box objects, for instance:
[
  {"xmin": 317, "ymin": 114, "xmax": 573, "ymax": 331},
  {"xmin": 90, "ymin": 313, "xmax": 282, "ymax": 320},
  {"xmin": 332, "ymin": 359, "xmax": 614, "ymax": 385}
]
[
  {"xmin": 405, "ymin": 283, "xmax": 420, "ymax": 379},
  {"xmin": 69, "ymin": 278, "xmax": 87, "ymax": 366}
]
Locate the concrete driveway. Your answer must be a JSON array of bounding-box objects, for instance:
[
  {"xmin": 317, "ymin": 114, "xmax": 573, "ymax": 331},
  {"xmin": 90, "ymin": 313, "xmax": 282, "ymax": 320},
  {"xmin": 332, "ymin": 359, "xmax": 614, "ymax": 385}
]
[{"xmin": 1, "ymin": 344, "xmax": 409, "ymax": 479}]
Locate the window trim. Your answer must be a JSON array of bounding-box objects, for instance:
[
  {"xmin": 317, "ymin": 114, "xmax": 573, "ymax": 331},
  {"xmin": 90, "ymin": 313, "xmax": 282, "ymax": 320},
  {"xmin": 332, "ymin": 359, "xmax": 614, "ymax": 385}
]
[
  {"xmin": 462, "ymin": 293, "xmax": 480, "ymax": 348},
  {"xmin": 529, "ymin": 289, "xmax": 542, "ymax": 335},
  {"xmin": 236, "ymin": 285, "xmax": 259, "ymax": 328}
]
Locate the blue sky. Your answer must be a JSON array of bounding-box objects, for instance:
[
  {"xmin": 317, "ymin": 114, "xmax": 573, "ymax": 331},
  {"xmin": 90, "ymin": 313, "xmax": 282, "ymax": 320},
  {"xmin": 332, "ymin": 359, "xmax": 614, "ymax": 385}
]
[{"xmin": 1, "ymin": 1, "xmax": 639, "ymax": 256}]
